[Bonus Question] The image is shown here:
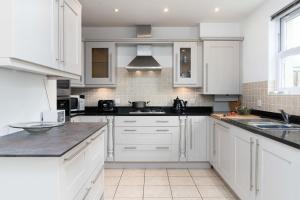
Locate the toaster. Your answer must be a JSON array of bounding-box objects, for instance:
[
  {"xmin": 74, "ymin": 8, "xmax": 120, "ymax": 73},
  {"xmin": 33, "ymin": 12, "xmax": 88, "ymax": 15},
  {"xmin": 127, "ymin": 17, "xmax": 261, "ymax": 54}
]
[{"xmin": 98, "ymin": 100, "xmax": 116, "ymax": 112}]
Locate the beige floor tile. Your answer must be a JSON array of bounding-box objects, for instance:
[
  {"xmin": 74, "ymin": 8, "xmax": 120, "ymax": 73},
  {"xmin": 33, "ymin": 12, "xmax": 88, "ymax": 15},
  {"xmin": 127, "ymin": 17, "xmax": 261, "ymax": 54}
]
[
  {"xmin": 105, "ymin": 169, "xmax": 123, "ymax": 177},
  {"xmin": 202, "ymin": 198, "xmax": 237, "ymax": 200},
  {"xmin": 197, "ymin": 186, "xmax": 231, "ymax": 198},
  {"xmin": 173, "ymin": 198, "xmax": 203, "ymax": 200},
  {"xmin": 115, "ymin": 186, "xmax": 144, "ymax": 198},
  {"xmin": 144, "ymin": 198, "xmax": 172, "ymax": 200},
  {"xmin": 171, "ymin": 186, "xmax": 201, "ymax": 198},
  {"xmin": 169, "ymin": 176, "xmax": 195, "ymax": 186},
  {"xmin": 105, "ymin": 176, "xmax": 121, "ymax": 186},
  {"xmin": 113, "ymin": 198, "xmax": 142, "ymax": 200},
  {"xmin": 189, "ymin": 169, "xmax": 217, "ymax": 177},
  {"xmin": 122, "ymin": 169, "xmax": 145, "ymax": 177},
  {"xmin": 193, "ymin": 177, "xmax": 225, "ymax": 186},
  {"xmin": 144, "ymin": 186, "xmax": 172, "ymax": 198},
  {"xmin": 119, "ymin": 176, "xmax": 144, "ymax": 186},
  {"xmin": 145, "ymin": 169, "xmax": 168, "ymax": 177},
  {"xmin": 104, "ymin": 185, "xmax": 117, "ymax": 198},
  {"xmin": 145, "ymin": 176, "xmax": 169, "ymax": 185},
  {"xmin": 167, "ymin": 169, "xmax": 190, "ymax": 177}
]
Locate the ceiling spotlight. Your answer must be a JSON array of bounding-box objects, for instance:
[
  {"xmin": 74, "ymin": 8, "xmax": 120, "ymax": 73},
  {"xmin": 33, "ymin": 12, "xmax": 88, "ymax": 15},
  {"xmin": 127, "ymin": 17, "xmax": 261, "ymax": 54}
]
[
  {"xmin": 214, "ymin": 7, "xmax": 220, "ymax": 12},
  {"xmin": 164, "ymin": 8, "xmax": 169, "ymax": 13},
  {"xmin": 114, "ymin": 8, "xmax": 119, "ymax": 13}
]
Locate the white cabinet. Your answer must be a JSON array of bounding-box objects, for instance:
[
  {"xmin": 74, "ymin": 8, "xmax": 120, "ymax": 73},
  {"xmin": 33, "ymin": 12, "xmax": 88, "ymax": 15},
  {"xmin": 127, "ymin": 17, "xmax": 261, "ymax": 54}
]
[
  {"xmin": 0, "ymin": 0, "xmax": 82, "ymax": 79},
  {"xmin": 186, "ymin": 116, "xmax": 208, "ymax": 161},
  {"xmin": 71, "ymin": 115, "xmax": 114, "ymax": 161},
  {"xmin": 85, "ymin": 42, "xmax": 116, "ymax": 87},
  {"xmin": 60, "ymin": 0, "xmax": 82, "ymax": 75},
  {"xmin": 232, "ymin": 127, "xmax": 255, "ymax": 200},
  {"xmin": 255, "ymin": 136, "xmax": 300, "ymax": 200},
  {"xmin": 203, "ymin": 41, "xmax": 240, "ymax": 94},
  {"xmin": 114, "ymin": 116, "xmax": 180, "ymax": 162},
  {"xmin": 173, "ymin": 42, "xmax": 201, "ymax": 87}
]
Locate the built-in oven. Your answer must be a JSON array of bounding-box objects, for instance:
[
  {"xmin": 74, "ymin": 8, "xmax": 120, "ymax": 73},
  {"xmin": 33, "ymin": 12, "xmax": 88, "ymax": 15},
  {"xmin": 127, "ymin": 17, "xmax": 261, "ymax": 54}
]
[
  {"xmin": 57, "ymin": 97, "xmax": 70, "ymax": 122},
  {"xmin": 57, "ymin": 80, "xmax": 71, "ymax": 121}
]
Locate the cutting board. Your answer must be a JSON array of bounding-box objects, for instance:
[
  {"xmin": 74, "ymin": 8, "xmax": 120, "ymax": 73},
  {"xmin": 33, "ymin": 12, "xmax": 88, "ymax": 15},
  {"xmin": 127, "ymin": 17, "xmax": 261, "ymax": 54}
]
[{"xmin": 211, "ymin": 113, "xmax": 260, "ymax": 120}]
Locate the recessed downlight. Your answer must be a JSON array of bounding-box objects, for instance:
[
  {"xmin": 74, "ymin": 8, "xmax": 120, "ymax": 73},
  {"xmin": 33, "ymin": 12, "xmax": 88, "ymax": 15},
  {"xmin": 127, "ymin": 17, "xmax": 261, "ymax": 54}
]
[
  {"xmin": 214, "ymin": 7, "xmax": 220, "ymax": 12},
  {"xmin": 114, "ymin": 8, "xmax": 119, "ymax": 13},
  {"xmin": 164, "ymin": 8, "xmax": 169, "ymax": 13}
]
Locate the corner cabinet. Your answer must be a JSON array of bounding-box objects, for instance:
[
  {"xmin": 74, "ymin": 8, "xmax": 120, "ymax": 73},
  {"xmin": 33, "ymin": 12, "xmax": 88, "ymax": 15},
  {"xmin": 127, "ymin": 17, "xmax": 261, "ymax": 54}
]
[
  {"xmin": 0, "ymin": 0, "xmax": 82, "ymax": 79},
  {"xmin": 203, "ymin": 41, "xmax": 240, "ymax": 94},
  {"xmin": 173, "ymin": 42, "xmax": 201, "ymax": 87},
  {"xmin": 85, "ymin": 42, "xmax": 116, "ymax": 87}
]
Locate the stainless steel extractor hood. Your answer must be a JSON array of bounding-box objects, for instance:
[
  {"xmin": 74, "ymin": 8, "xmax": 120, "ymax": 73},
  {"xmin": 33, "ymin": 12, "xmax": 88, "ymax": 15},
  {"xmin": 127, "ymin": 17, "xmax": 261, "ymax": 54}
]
[{"xmin": 126, "ymin": 25, "xmax": 162, "ymax": 71}]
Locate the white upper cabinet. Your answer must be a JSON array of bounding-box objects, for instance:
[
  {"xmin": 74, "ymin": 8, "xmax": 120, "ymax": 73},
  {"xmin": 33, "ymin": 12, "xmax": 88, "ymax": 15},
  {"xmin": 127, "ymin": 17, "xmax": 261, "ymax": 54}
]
[
  {"xmin": 85, "ymin": 42, "xmax": 116, "ymax": 87},
  {"xmin": 60, "ymin": 0, "xmax": 82, "ymax": 75},
  {"xmin": 203, "ymin": 41, "xmax": 240, "ymax": 95},
  {"xmin": 173, "ymin": 42, "xmax": 201, "ymax": 87},
  {"xmin": 0, "ymin": 0, "xmax": 81, "ymax": 79}
]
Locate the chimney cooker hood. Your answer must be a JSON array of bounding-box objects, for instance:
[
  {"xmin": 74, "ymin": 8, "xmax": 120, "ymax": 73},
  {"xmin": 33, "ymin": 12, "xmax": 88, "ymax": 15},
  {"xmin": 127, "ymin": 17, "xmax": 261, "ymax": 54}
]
[{"xmin": 126, "ymin": 25, "xmax": 162, "ymax": 71}]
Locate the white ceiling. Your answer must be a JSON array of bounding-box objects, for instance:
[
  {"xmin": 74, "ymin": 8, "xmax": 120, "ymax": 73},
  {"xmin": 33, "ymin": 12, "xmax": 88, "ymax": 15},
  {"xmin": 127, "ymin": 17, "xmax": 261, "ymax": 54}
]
[{"xmin": 79, "ymin": 0, "xmax": 265, "ymax": 27}]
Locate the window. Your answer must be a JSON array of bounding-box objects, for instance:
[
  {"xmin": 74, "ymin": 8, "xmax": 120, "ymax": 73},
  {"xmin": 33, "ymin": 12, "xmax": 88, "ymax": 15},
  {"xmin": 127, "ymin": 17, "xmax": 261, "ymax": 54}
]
[{"xmin": 277, "ymin": 7, "xmax": 300, "ymax": 93}]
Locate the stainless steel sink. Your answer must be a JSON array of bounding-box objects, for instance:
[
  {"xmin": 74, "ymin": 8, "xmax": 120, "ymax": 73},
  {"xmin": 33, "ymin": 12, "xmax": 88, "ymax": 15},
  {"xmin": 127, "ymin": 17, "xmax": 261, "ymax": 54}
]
[{"xmin": 247, "ymin": 122, "xmax": 300, "ymax": 130}]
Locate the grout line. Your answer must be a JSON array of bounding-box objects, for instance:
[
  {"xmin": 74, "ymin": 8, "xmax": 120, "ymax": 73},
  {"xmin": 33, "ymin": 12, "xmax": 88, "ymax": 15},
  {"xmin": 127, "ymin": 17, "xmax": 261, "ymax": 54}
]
[
  {"xmin": 142, "ymin": 168, "xmax": 146, "ymax": 199},
  {"xmin": 188, "ymin": 168, "xmax": 203, "ymax": 200},
  {"xmin": 112, "ymin": 168, "xmax": 124, "ymax": 199},
  {"xmin": 166, "ymin": 168, "xmax": 174, "ymax": 200}
]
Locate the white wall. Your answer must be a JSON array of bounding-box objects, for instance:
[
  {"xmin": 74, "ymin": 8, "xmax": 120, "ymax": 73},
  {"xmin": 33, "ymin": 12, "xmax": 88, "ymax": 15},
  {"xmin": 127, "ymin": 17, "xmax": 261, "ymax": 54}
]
[
  {"xmin": 0, "ymin": 68, "xmax": 56, "ymax": 136},
  {"xmin": 242, "ymin": 0, "xmax": 294, "ymax": 83}
]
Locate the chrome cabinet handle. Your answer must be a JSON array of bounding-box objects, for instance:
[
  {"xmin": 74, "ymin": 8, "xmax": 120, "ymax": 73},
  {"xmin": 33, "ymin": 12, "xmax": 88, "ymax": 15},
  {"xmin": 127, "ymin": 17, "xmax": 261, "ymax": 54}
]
[
  {"xmin": 205, "ymin": 63, "xmax": 208, "ymax": 93},
  {"xmin": 124, "ymin": 120, "xmax": 137, "ymax": 123},
  {"xmin": 123, "ymin": 129, "xmax": 137, "ymax": 132},
  {"xmin": 124, "ymin": 146, "xmax": 137, "ymax": 150},
  {"xmin": 255, "ymin": 139, "xmax": 260, "ymax": 194},
  {"xmin": 91, "ymin": 133, "xmax": 101, "ymax": 141},
  {"xmin": 64, "ymin": 143, "xmax": 88, "ymax": 162},
  {"xmin": 250, "ymin": 137, "xmax": 254, "ymax": 191},
  {"xmin": 156, "ymin": 129, "xmax": 169, "ymax": 132},
  {"xmin": 92, "ymin": 167, "xmax": 104, "ymax": 184},
  {"xmin": 213, "ymin": 122, "xmax": 216, "ymax": 155},
  {"xmin": 190, "ymin": 118, "xmax": 193, "ymax": 150},
  {"xmin": 82, "ymin": 186, "xmax": 92, "ymax": 200},
  {"xmin": 156, "ymin": 120, "xmax": 169, "ymax": 123},
  {"xmin": 156, "ymin": 146, "xmax": 169, "ymax": 150}
]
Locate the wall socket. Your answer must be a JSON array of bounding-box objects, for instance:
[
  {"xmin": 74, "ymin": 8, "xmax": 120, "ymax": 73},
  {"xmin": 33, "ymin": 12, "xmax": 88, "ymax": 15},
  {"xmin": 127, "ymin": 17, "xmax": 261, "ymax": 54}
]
[{"xmin": 257, "ymin": 99, "xmax": 262, "ymax": 107}]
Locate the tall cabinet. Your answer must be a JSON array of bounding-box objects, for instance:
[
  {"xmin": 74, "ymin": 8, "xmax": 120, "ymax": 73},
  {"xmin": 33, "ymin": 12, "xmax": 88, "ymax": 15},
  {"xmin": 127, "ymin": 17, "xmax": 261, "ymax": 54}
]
[
  {"xmin": 173, "ymin": 42, "xmax": 201, "ymax": 87},
  {"xmin": 203, "ymin": 41, "xmax": 240, "ymax": 94},
  {"xmin": 85, "ymin": 42, "xmax": 116, "ymax": 87}
]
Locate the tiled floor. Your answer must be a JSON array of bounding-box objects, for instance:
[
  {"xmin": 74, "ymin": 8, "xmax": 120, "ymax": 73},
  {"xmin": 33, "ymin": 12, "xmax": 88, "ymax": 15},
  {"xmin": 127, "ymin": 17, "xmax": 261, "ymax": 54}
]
[{"xmin": 104, "ymin": 168, "xmax": 238, "ymax": 200}]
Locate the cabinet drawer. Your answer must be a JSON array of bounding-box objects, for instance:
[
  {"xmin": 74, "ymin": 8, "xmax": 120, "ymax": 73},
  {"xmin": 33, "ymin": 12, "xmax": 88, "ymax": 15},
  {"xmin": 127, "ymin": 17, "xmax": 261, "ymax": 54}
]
[
  {"xmin": 115, "ymin": 127, "xmax": 178, "ymax": 145},
  {"xmin": 86, "ymin": 166, "xmax": 104, "ymax": 200},
  {"xmin": 62, "ymin": 141, "xmax": 90, "ymax": 200},
  {"xmin": 115, "ymin": 116, "xmax": 179, "ymax": 127},
  {"xmin": 115, "ymin": 145, "xmax": 178, "ymax": 162}
]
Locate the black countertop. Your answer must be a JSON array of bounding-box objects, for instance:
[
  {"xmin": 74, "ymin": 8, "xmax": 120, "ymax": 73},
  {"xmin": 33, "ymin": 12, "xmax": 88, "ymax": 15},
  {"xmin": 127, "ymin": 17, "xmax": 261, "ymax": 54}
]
[
  {"xmin": 71, "ymin": 106, "xmax": 213, "ymax": 117},
  {"xmin": 0, "ymin": 122, "xmax": 106, "ymax": 157},
  {"xmin": 215, "ymin": 110, "xmax": 300, "ymax": 150}
]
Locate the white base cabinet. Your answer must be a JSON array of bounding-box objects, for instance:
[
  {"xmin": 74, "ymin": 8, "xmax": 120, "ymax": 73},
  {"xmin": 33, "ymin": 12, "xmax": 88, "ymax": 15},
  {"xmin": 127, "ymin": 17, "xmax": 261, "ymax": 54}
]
[
  {"xmin": 0, "ymin": 127, "xmax": 106, "ymax": 200},
  {"xmin": 71, "ymin": 115, "xmax": 114, "ymax": 161},
  {"xmin": 114, "ymin": 116, "xmax": 180, "ymax": 162},
  {"xmin": 185, "ymin": 116, "xmax": 208, "ymax": 161},
  {"xmin": 209, "ymin": 117, "xmax": 300, "ymax": 200}
]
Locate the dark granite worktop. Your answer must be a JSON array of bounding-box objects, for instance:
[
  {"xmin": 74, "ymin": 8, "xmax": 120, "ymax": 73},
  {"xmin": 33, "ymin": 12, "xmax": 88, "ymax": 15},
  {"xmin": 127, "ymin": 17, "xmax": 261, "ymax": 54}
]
[
  {"xmin": 0, "ymin": 122, "xmax": 106, "ymax": 157},
  {"xmin": 71, "ymin": 106, "xmax": 213, "ymax": 117},
  {"xmin": 214, "ymin": 110, "xmax": 300, "ymax": 150}
]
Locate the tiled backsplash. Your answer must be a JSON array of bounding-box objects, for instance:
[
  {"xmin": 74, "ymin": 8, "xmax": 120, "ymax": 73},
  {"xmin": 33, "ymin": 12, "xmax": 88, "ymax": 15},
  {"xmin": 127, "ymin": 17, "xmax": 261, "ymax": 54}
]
[
  {"xmin": 72, "ymin": 68, "xmax": 214, "ymax": 107},
  {"xmin": 242, "ymin": 81, "xmax": 300, "ymax": 115}
]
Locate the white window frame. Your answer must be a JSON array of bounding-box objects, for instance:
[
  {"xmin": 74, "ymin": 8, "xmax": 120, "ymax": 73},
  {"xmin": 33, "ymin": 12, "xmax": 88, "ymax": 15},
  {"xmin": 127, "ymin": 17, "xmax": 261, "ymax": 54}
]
[{"xmin": 275, "ymin": 6, "xmax": 300, "ymax": 94}]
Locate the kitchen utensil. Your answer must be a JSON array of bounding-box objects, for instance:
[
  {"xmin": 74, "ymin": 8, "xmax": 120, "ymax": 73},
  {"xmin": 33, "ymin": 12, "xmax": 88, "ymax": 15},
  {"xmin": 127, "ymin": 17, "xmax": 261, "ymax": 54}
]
[
  {"xmin": 98, "ymin": 100, "xmax": 116, "ymax": 112},
  {"xmin": 128, "ymin": 101, "xmax": 150, "ymax": 109},
  {"xmin": 173, "ymin": 97, "xmax": 188, "ymax": 113}
]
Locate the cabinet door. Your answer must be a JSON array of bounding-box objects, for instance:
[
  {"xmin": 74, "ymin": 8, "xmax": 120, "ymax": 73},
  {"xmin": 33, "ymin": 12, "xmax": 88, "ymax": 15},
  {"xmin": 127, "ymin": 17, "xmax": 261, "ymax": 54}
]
[
  {"xmin": 209, "ymin": 119, "xmax": 218, "ymax": 167},
  {"xmin": 85, "ymin": 42, "xmax": 116, "ymax": 86},
  {"xmin": 203, "ymin": 41, "xmax": 240, "ymax": 95},
  {"xmin": 232, "ymin": 127, "xmax": 255, "ymax": 200},
  {"xmin": 173, "ymin": 42, "xmax": 199, "ymax": 87},
  {"xmin": 71, "ymin": 42, "xmax": 85, "ymax": 87},
  {"xmin": 215, "ymin": 121, "xmax": 234, "ymax": 185},
  {"xmin": 61, "ymin": 0, "xmax": 81, "ymax": 75},
  {"xmin": 186, "ymin": 116, "xmax": 208, "ymax": 161},
  {"xmin": 12, "ymin": 0, "xmax": 59, "ymax": 69},
  {"xmin": 255, "ymin": 137, "xmax": 300, "ymax": 200}
]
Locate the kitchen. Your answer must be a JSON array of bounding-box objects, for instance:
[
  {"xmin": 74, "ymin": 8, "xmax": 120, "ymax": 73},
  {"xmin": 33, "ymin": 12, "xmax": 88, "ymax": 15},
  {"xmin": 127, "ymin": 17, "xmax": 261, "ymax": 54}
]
[{"xmin": 1, "ymin": 0, "xmax": 300, "ymax": 200}]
